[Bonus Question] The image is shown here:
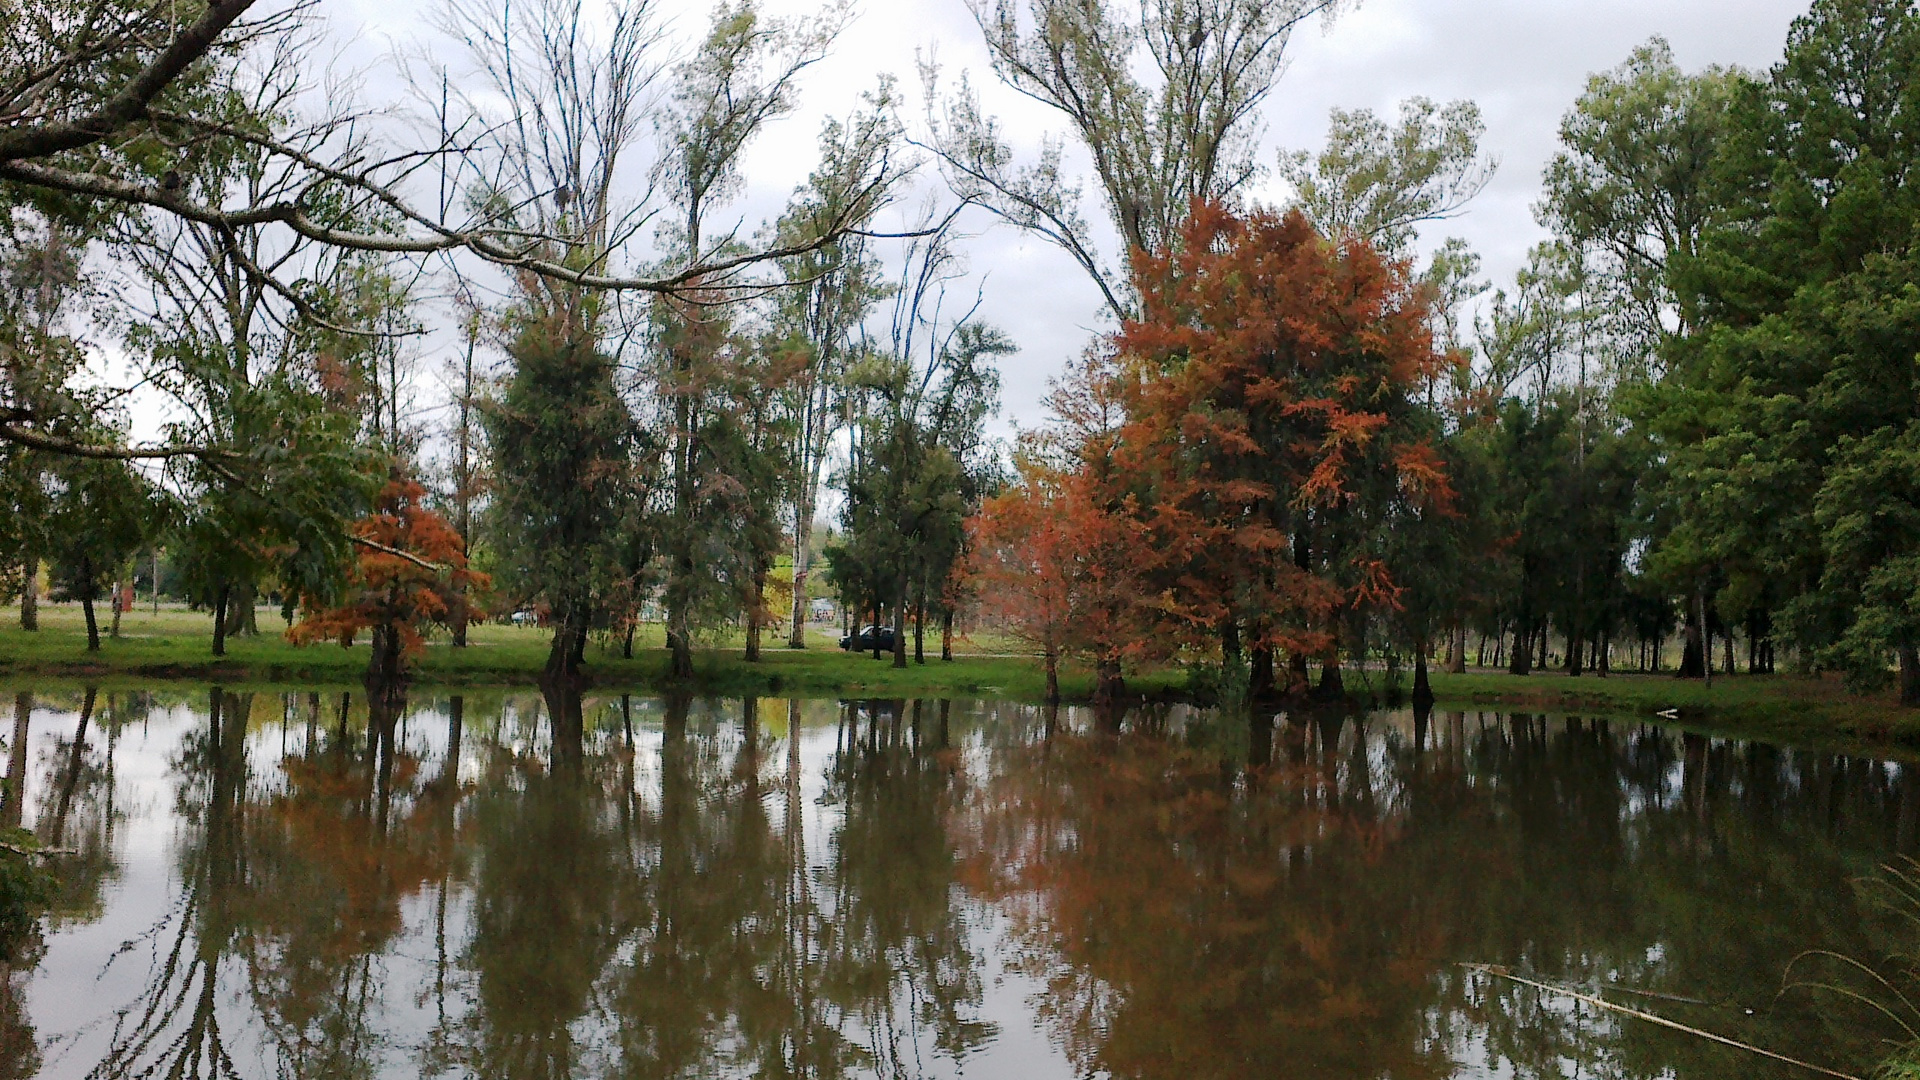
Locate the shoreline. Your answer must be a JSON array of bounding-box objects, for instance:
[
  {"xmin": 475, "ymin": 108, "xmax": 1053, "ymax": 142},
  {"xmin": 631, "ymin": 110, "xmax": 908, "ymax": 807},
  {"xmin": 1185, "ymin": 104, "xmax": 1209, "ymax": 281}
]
[{"xmin": 3, "ymin": 627, "xmax": 1915, "ymax": 755}]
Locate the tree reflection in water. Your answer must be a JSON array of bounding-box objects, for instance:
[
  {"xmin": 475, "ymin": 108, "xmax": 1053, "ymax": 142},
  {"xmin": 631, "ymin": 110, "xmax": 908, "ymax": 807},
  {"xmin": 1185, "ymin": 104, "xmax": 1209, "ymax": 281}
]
[{"xmin": 2, "ymin": 688, "xmax": 1912, "ymax": 1079}]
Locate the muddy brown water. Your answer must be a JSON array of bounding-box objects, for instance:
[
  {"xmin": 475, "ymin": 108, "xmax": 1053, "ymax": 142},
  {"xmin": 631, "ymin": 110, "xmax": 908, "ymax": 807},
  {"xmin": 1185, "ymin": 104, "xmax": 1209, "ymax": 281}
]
[{"xmin": 0, "ymin": 686, "xmax": 1908, "ymax": 1079}]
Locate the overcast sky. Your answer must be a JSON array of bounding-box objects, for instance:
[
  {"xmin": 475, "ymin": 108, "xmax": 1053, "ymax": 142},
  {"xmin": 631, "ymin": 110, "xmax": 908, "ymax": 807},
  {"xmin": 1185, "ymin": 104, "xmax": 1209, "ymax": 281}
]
[{"xmin": 322, "ymin": 0, "xmax": 1814, "ymax": 435}]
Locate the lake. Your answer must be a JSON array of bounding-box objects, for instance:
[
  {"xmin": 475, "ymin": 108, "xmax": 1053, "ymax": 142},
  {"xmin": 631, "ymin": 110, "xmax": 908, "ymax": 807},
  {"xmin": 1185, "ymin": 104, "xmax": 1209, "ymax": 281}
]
[{"xmin": 0, "ymin": 685, "xmax": 1906, "ymax": 1079}]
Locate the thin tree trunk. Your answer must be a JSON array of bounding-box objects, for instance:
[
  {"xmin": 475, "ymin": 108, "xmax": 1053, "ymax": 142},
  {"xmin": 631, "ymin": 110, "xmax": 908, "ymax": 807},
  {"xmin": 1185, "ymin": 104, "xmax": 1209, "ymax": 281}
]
[
  {"xmin": 941, "ymin": 610, "xmax": 954, "ymax": 662},
  {"xmin": 211, "ymin": 583, "xmax": 230, "ymax": 657},
  {"xmin": 1094, "ymin": 657, "xmax": 1124, "ymax": 706},
  {"xmin": 1448, "ymin": 624, "xmax": 1468, "ymax": 674},
  {"xmin": 892, "ymin": 577, "xmax": 908, "ymax": 670},
  {"xmin": 1044, "ymin": 646, "xmax": 1060, "ymax": 704},
  {"xmin": 1900, "ymin": 643, "xmax": 1920, "ymax": 708},
  {"xmin": 3, "ymin": 692, "xmax": 30, "ymax": 827},
  {"xmin": 109, "ymin": 576, "xmax": 123, "ymax": 638},
  {"xmin": 82, "ymin": 593, "xmax": 99, "ymax": 652},
  {"xmin": 1508, "ymin": 617, "xmax": 1531, "ymax": 676},
  {"xmin": 1412, "ymin": 641, "xmax": 1433, "ymax": 706},
  {"xmin": 913, "ymin": 597, "xmax": 925, "ymax": 665},
  {"xmin": 746, "ymin": 562, "xmax": 766, "ymax": 662},
  {"xmin": 18, "ymin": 555, "xmax": 37, "ymax": 631}
]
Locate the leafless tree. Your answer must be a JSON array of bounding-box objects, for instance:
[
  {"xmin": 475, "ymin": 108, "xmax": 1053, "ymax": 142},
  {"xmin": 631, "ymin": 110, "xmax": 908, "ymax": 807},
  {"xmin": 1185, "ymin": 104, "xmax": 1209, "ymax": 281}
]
[{"xmin": 923, "ymin": 0, "xmax": 1349, "ymax": 316}]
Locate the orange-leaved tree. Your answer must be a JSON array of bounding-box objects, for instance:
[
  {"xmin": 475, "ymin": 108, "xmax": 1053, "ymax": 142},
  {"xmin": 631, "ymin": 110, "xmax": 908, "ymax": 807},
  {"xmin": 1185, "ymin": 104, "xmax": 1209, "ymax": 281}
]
[
  {"xmin": 1113, "ymin": 200, "xmax": 1455, "ymax": 697},
  {"xmin": 289, "ymin": 477, "xmax": 490, "ymax": 689},
  {"xmin": 969, "ymin": 427, "xmax": 1160, "ymax": 704}
]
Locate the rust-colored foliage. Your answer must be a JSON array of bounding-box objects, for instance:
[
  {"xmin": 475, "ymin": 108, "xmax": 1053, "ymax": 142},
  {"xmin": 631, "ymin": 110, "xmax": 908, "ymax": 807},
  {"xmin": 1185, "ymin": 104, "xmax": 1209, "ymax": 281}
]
[
  {"xmin": 1112, "ymin": 199, "xmax": 1456, "ymax": 664},
  {"xmin": 289, "ymin": 478, "xmax": 490, "ymax": 672},
  {"xmin": 969, "ymin": 431, "xmax": 1162, "ymax": 698}
]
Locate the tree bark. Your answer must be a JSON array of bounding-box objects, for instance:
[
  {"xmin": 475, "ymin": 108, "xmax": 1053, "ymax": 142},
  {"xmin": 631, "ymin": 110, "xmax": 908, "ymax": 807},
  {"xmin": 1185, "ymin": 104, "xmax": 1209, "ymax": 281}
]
[
  {"xmin": 1448, "ymin": 623, "xmax": 1468, "ymax": 674},
  {"xmin": 1508, "ymin": 617, "xmax": 1531, "ymax": 676},
  {"xmin": 545, "ymin": 605, "xmax": 588, "ymax": 687},
  {"xmin": 1249, "ymin": 644, "xmax": 1275, "ymax": 701},
  {"xmin": 110, "ymin": 576, "xmax": 123, "ymax": 638},
  {"xmin": 1412, "ymin": 637, "xmax": 1433, "ymax": 706},
  {"xmin": 1900, "ymin": 643, "xmax": 1920, "ymax": 708},
  {"xmin": 891, "ymin": 578, "xmax": 908, "ymax": 670},
  {"xmin": 18, "ymin": 555, "xmax": 37, "ymax": 631},
  {"xmin": 1317, "ymin": 657, "xmax": 1344, "ymax": 699},
  {"xmin": 941, "ymin": 610, "xmax": 954, "ymax": 662},
  {"xmin": 1044, "ymin": 647, "xmax": 1060, "ymax": 704},
  {"xmin": 1094, "ymin": 657, "xmax": 1125, "ymax": 706},
  {"xmin": 3, "ymin": 692, "xmax": 31, "ymax": 827},
  {"xmin": 211, "ymin": 582, "xmax": 230, "ymax": 657},
  {"xmin": 746, "ymin": 562, "xmax": 766, "ymax": 662},
  {"xmin": 913, "ymin": 597, "xmax": 925, "ymax": 665},
  {"xmin": 82, "ymin": 593, "xmax": 99, "ymax": 651}
]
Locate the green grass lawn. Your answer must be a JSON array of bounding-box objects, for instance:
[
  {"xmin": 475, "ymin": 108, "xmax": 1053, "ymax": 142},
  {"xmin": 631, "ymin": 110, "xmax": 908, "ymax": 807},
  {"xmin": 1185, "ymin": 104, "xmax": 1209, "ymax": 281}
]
[
  {"xmin": 0, "ymin": 602, "xmax": 1143, "ymax": 701},
  {"xmin": 3, "ymin": 601, "xmax": 1913, "ymax": 750}
]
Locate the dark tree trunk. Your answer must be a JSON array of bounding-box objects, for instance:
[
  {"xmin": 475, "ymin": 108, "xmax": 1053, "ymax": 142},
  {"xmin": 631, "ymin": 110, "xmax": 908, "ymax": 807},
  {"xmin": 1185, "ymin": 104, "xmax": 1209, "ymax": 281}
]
[
  {"xmin": 1222, "ymin": 620, "xmax": 1241, "ymax": 664},
  {"xmin": 746, "ymin": 562, "xmax": 767, "ymax": 663},
  {"xmin": 1900, "ymin": 643, "xmax": 1920, "ymax": 708},
  {"xmin": 1682, "ymin": 585, "xmax": 1711, "ymax": 684},
  {"xmin": 1507, "ymin": 617, "xmax": 1531, "ymax": 676},
  {"xmin": 1566, "ymin": 630, "xmax": 1583, "ymax": 676},
  {"xmin": 211, "ymin": 582, "xmax": 230, "ymax": 657},
  {"xmin": 451, "ymin": 587, "xmax": 469, "ymax": 648},
  {"xmin": 1448, "ymin": 624, "xmax": 1468, "ymax": 674},
  {"xmin": 82, "ymin": 593, "xmax": 99, "ymax": 652},
  {"xmin": 18, "ymin": 554, "xmax": 37, "ymax": 631},
  {"xmin": 1249, "ymin": 644, "xmax": 1276, "ymax": 701},
  {"xmin": 941, "ymin": 610, "xmax": 954, "ymax": 662},
  {"xmin": 1094, "ymin": 657, "xmax": 1124, "ymax": 706},
  {"xmin": 1044, "ymin": 648, "xmax": 1060, "ymax": 704},
  {"xmin": 367, "ymin": 621, "xmax": 408, "ymax": 702},
  {"xmin": 913, "ymin": 599, "xmax": 925, "ymax": 665},
  {"xmin": 623, "ymin": 620, "xmax": 635, "ymax": 659},
  {"xmin": 892, "ymin": 582, "xmax": 908, "ymax": 670},
  {"xmin": 546, "ymin": 606, "xmax": 588, "ymax": 687},
  {"xmin": 871, "ymin": 601, "xmax": 883, "ymax": 661},
  {"xmin": 1412, "ymin": 642, "xmax": 1433, "ymax": 708},
  {"xmin": 1317, "ymin": 658, "xmax": 1344, "ymax": 700},
  {"xmin": 1288, "ymin": 651, "xmax": 1311, "ymax": 695}
]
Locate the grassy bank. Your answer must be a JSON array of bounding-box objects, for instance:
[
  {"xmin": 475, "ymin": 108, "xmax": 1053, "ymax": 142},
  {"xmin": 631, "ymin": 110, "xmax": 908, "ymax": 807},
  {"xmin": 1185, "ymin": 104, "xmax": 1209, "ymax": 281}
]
[
  {"xmin": 0, "ymin": 603, "xmax": 1178, "ymax": 702},
  {"xmin": 2, "ymin": 603, "xmax": 1913, "ymax": 749}
]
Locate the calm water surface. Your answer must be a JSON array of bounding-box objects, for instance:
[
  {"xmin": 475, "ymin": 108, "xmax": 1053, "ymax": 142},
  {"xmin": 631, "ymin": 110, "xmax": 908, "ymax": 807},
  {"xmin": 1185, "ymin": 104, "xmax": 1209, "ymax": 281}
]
[{"xmin": 0, "ymin": 686, "xmax": 1908, "ymax": 1079}]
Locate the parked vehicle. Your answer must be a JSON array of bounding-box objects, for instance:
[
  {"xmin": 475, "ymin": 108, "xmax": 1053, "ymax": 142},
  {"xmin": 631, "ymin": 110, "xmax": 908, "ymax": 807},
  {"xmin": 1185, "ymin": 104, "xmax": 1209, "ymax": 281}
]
[{"xmin": 839, "ymin": 624, "xmax": 897, "ymax": 652}]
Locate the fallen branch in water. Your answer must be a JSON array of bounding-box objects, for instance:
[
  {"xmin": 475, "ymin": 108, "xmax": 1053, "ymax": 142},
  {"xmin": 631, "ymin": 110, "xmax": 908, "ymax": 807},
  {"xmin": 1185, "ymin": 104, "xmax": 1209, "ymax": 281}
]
[
  {"xmin": 0, "ymin": 841, "xmax": 76, "ymax": 859},
  {"xmin": 1461, "ymin": 963, "xmax": 1862, "ymax": 1080}
]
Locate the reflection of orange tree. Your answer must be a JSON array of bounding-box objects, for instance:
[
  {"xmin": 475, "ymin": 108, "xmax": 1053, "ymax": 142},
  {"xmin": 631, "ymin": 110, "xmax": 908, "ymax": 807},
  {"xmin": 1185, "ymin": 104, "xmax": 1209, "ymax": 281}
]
[
  {"xmin": 955, "ymin": 724, "xmax": 1451, "ymax": 1080},
  {"xmin": 243, "ymin": 728, "xmax": 446, "ymax": 1011}
]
